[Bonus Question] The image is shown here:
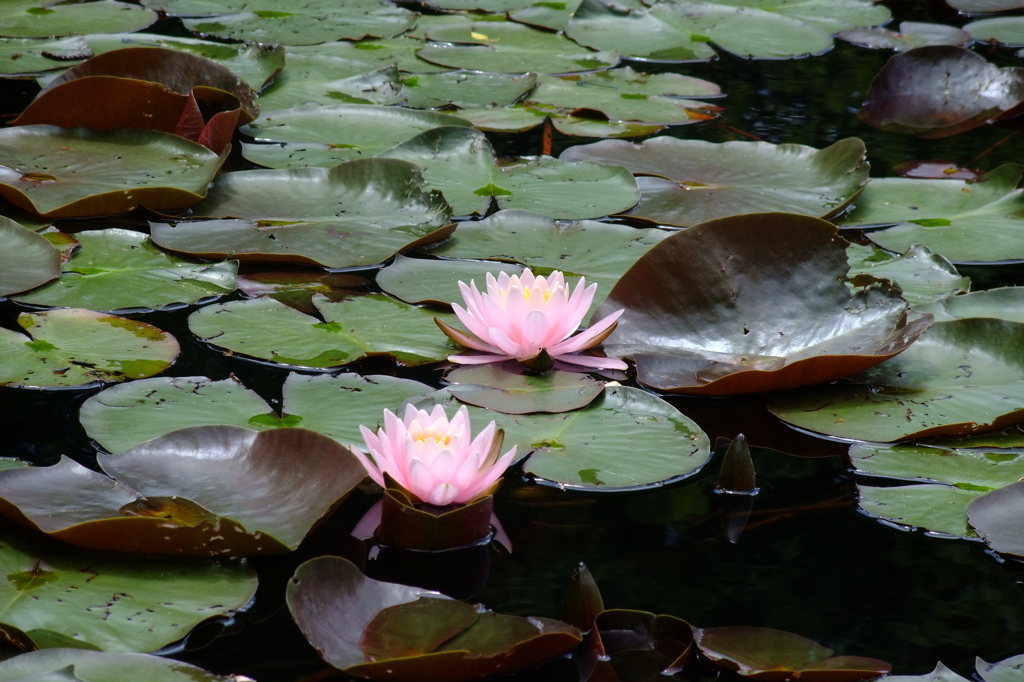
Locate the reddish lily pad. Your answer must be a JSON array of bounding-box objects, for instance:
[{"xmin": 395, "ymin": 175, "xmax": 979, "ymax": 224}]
[
  {"xmin": 859, "ymin": 46, "xmax": 1024, "ymax": 138},
  {"xmin": 590, "ymin": 610, "xmax": 694, "ymax": 680},
  {"xmin": 595, "ymin": 213, "xmax": 931, "ymax": 395},
  {"xmin": 694, "ymin": 626, "xmax": 891, "ymax": 680},
  {"xmin": 0, "ymin": 426, "xmax": 365, "ymax": 556}
]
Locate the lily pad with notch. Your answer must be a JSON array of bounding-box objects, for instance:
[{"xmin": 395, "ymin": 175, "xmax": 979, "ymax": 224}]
[
  {"xmin": 377, "ymin": 255, "xmax": 525, "ymax": 307},
  {"xmin": 284, "ymin": 38, "xmax": 452, "ymax": 74},
  {"xmin": 0, "ymin": 216, "xmax": 60, "ymax": 298},
  {"xmin": 768, "ymin": 318, "xmax": 1024, "ymax": 442},
  {"xmin": 401, "ymin": 71, "xmax": 537, "ymax": 110},
  {"xmin": 0, "ymin": 425, "xmax": 366, "ymax": 556},
  {"xmin": 0, "ymin": 37, "xmax": 92, "ymax": 76},
  {"xmin": 0, "ymin": 649, "xmax": 236, "ymax": 682},
  {"xmin": 916, "ymin": 287, "xmax": 1024, "ymax": 323},
  {"xmin": 12, "ymin": 228, "xmax": 237, "ymax": 312},
  {"xmin": 0, "ymin": 308, "xmax": 179, "ymax": 389},
  {"xmin": 968, "ymin": 481, "xmax": 1024, "ymax": 558},
  {"xmin": 846, "ymin": 243, "xmax": 969, "ymax": 306},
  {"xmin": 561, "ymin": 137, "xmax": 868, "ymax": 226},
  {"xmin": 236, "ymin": 269, "xmax": 369, "ymax": 317},
  {"xmin": 838, "ymin": 21, "xmax": 971, "ymax": 51},
  {"xmin": 595, "ymin": 213, "xmax": 930, "ymax": 395},
  {"xmin": 445, "ymin": 364, "xmax": 605, "ymax": 414},
  {"xmin": 0, "ymin": 0, "xmax": 156, "ymax": 39},
  {"xmin": 254, "ymin": 56, "xmax": 402, "ymax": 111}
]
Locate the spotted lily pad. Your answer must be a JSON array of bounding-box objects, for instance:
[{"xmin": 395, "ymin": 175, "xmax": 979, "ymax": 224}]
[
  {"xmin": 0, "ymin": 126, "xmax": 228, "ymax": 219},
  {"xmin": 79, "ymin": 372, "xmax": 434, "ymax": 455},
  {"xmin": 768, "ymin": 318, "xmax": 1024, "ymax": 442},
  {"xmin": 0, "ymin": 308, "xmax": 179, "ymax": 389},
  {"xmin": 0, "ymin": 37, "xmax": 92, "ymax": 76},
  {"xmin": 596, "ymin": 213, "xmax": 930, "ymax": 395},
  {"xmin": 188, "ymin": 293, "xmax": 457, "ymax": 369},
  {"xmin": 445, "ymin": 364, "xmax": 605, "ymax": 414},
  {"xmin": 0, "ymin": 426, "xmax": 365, "ymax": 556},
  {"xmin": 0, "ymin": 1, "xmax": 156, "ymax": 39},
  {"xmin": 0, "ymin": 216, "xmax": 60, "ymax": 297},
  {"xmin": 12, "ymin": 228, "xmax": 236, "ymax": 312},
  {"xmin": 0, "ymin": 523, "xmax": 255, "ymax": 652},
  {"xmin": 419, "ymin": 21, "xmax": 618, "ymax": 74},
  {"xmin": 0, "ymin": 649, "xmax": 235, "ymax": 681},
  {"xmin": 846, "ymin": 243, "xmax": 969, "ymax": 306},
  {"xmin": 840, "ymin": 165, "xmax": 1024, "ymax": 264},
  {"xmin": 561, "ymin": 137, "xmax": 868, "ymax": 226},
  {"xmin": 859, "ymin": 46, "xmax": 1024, "ymax": 138},
  {"xmin": 838, "ymin": 21, "xmax": 971, "ymax": 51},
  {"xmin": 150, "ymin": 159, "xmax": 453, "ymax": 269}
]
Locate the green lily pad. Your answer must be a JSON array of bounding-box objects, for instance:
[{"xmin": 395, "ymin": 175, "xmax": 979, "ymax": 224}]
[
  {"xmin": 838, "ymin": 21, "xmax": 971, "ymax": 51},
  {"xmin": 417, "ymin": 385, "xmax": 711, "ymax": 490},
  {"xmin": 978, "ymin": 654, "xmax": 1024, "ymax": 682},
  {"xmin": 445, "ymin": 364, "xmax": 605, "ymax": 414},
  {"xmin": 560, "ymin": 137, "xmax": 868, "ymax": 226},
  {"xmin": 402, "ymin": 71, "xmax": 537, "ymax": 110},
  {"xmin": 916, "ymin": 287, "xmax": 1024, "ymax": 323},
  {"xmin": 0, "ymin": 37, "xmax": 91, "ymax": 76},
  {"xmin": 150, "ymin": 159, "xmax": 453, "ymax": 269},
  {"xmin": 285, "ymin": 38, "xmax": 452, "ymax": 74},
  {"xmin": 0, "ymin": 1, "xmax": 156, "ymax": 39},
  {"xmin": 0, "ymin": 216, "xmax": 60, "ymax": 297},
  {"xmin": 858, "ymin": 46, "xmax": 1024, "ymax": 138},
  {"xmin": 965, "ymin": 16, "xmax": 1024, "ymax": 45},
  {"xmin": 0, "ymin": 426, "xmax": 365, "ymax": 555},
  {"xmin": 882, "ymin": 663, "xmax": 971, "ymax": 682},
  {"xmin": 840, "ymin": 165, "xmax": 1024, "ymax": 263},
  {"xmin": 235, "ymin": 269, "xmax": 369, "ymax": 316},
  {"xmin": 419, "ymin": 21, "xmax": 618, "ymax": 74},
  {"xmin": 0, "ymin": 649, "xmax": 234, "ymax": 682},
  {"xmin": 241, "ymin": 104, "xmax": 471, "ymax": 167},
  {"xmin": 0, "ymin": 308, "xmax": 179, "ymax": 389},
  {"xmin": 377, "ymin": 255, "xmax": 525, "ymax": 307},
  {"xmin": 79, "ymin": 372, "xmax": 434, "ymax": 455},
  {"xmin": 288, "ymin": 556, "xmax": 582, "ymax": 679},
  {"xmin": 967, "ymin": 481, "xmax": 1024, "ymax": 557},
  {"xmin": 181, "ymin": 0, "xmax": 416, "ymax": 45},
  {"xmin": 596, "ymin": 213, "xmax": 929, "ymax": 395},
  {"xmin": 509, "ymin": 0, "xmax": 583, "ymax": 30},
  {"xmin": 859, "ymin": 483, "xmax": 984, "ymax": 538},
  {"xmin": 0, "ymin": 523, "xmax": 255, "ymax": 653},
  {"xmin": 255, "ymin": 55, "xmax": 402, "ymax": 110},
  {"xmin": 0, "ymin": 126, "xmax": 228, "ymax": 219},
  {"xmin": 188, "ymin": 293, "xmax": 457, "ymax": 369},
  {"xmin": 423, "ymin": 209, "xmax": 671, "ymax": 310},
  {"xmin": 694, "ymin": 626, "xmax": 891, "ymax": 680},
  {"xmin": 850, "ymin": 442, "xmax": 1024, "ymax": 489},
  {"xmin": 846, "ymin": 243, "xmax": 969, "ymax": 306},
  {"xmin": 768, "ymin": 318, "xmax": 1024, "ymax": 442},
  {"xmin": 946, "ymin": 0, "xmax": 1024, "ymax": 10},
  {"xmin": 12, "ymin": 228, "xmax": 236, "ymax": 312}
]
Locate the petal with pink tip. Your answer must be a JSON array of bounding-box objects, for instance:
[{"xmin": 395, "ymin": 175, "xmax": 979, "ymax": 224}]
[
  {"xmin": 448, "ymin": 351, "xmax": 512, "ymax": 365},
  {"xmin": 349, "ymin": 444, "xmax": 386, "ymax": 487}
]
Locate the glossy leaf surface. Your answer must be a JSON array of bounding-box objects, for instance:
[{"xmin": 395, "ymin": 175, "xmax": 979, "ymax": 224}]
[
  {"xmin": 0, "ymin": 649, "xmax": 236, "ymax": 682},
  {"xmin": 445, "ymin": 364, "xmax": 605, "ymax": 414},
  {"xmin": 377, "ymin": 255, "xmax": 524, "ymax": 307},
  {"xmin": 0, "ymin": 216, "xmax": 60, "ymax": 297},
  {"xmin": 846, "ymin": 243, "xmax": 969, "ymax": 306},
  {"xmin": 0, "ymin": 0, "xmax": 156, "ymax": 38},
  {"xmin": 968, "ymin": 482, "xmax": 1024, "ymax": 557}
]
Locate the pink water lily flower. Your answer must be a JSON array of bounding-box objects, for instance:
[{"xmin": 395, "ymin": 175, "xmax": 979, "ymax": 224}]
[
  {"xmin": 351, "ymin": 404, "xmax": 517, "ymax": 507},
  {"xmin": 436, "ymin": 269, "xmax": 627, "ymax": 371}
]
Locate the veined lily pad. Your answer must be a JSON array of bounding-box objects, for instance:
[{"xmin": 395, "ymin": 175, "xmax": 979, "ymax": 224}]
[
  {"xmin": 968, "ymin": 481, "xmax": 1024, "ymax": 557},
  {"xmin": 79, "ymin": 372, "xmax": 434, "ymax": 454},
  {"xmin": 838, "ymin": 22, "xmax": 971, "ymax": 51},
  {"xmin": 0, "ymin": 308, "xmax": 179, "ymax": 389},
  {"xmin": 0, "ymin": 649, "xmax": 236, "ymax": 682},
  {"xmin": 858, "ymin": 46, "xmax": 1024, "ymax": 138},
  {"xmin": 181, "ymin": 1, "xmax": 417, "ymax": 45},
  {"xmin": 151, "ymin": 159, "xmax": 453, "ymax": 269},
  {"xmin": 840, "ymin": 165, "xmax": 1024, "ymax": 264},
  {"xmin": 287, "ymin": 556, "xmax": 583, "ymax": 680},
  {"xmin": 916, "ymin": 287, "xmax": 1024, "ymax": 323},
  {"xmin": 0, "ymin": 216, "xmax": 60, "ymax": 297},
  {"xmin": 254, "ymin": 55, "xmax": 402, "ymax": 110},
  {"xmin": 0, "ymin": 37, "xmax": 92, "ymax": 76},
  {"xmin": 0, "ymin": 1, "xmax": 156, "ymax": 38},
  {"xmin": 12, "ymin": 228, "xmax": 236, "ymax": 312},
  {"xmin": 595, "ymin": 213, "xmax": 929, "ymax": 395},
  {"xmin": 560, "ymin": 137, "xmax": 868, "ymax": 226},
  {"xmin": 0, "ymin": 126, "xmax": 228, "ymax": 219},
  {"xmin": 0, "ymin": 523, "xmax": 255, "ymax": 653},
  {"xmin": 402, "ymin": 71, "xmax": 537, "ymax": 110},
  {"xmin": 188, "ymin": 293, "xmax": 457, "ymax": 369},
  {"xmin": 424, "ymin": 209, "xmax": 670, "ymax": 310},
  {"xmin": 445, "ymin": 364, "xmax": 605, "ymax": 414},
  {"xmin": 241, "ymin": 104, "xmax": 471, "ymax": 167},
  {"xmin": 416, "ymin": 386, "xmax": 711, "ymax": 490},
  {"xmin": 846, "ymin": 243, "xmax": 969, "ymax": 306},
  {"xmin": 0, "ymin": 426, "xmax": 365, "ymax": 555},
  {"xmin": 767, "ymin": 318, "xmax": 1024, "ymax": 442},
  {"xmin": 419, "ymin": 21, "xmax": 618, "ymax": 74},
  {"xmin": 377, "ymin": 255, "xmax": 525, "ymax": 307}
]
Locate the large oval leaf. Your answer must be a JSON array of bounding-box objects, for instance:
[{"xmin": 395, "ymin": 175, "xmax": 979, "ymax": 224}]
[
  {"xmin": 596, "ymin": 213, "xmax": 929, "ymax": 395},
  {"xmin": 561, "ymin": 137, "xmax": 868, "ymax": 226},
  {"xmin": 0, "ymin": 0, "xmax": 156, "ymax": 38}
]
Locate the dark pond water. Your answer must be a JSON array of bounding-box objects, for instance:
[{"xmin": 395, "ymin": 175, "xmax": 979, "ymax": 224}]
[{"xmin": 1, "ymin": 2, "xmax": 1024, "ymax": 681}]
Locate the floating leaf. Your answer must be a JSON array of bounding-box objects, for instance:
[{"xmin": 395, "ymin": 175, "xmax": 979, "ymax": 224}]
[
  {"xmin": 0, "ymin": 523, "xmax": 255, "ymax": 652},
  {"xmin": 284, "ymin": 38, "xmax": 451, "ymax": 74},
  {"xmin": 189, "ymin": 294, "xmax": 457, "ymax": 369},
  {"xmin": 0, "ymin": 126, "xmax": 228, "ymax": 218},
  {"xmin": 402, "ymin": 71, "xmax": 537, "ymax": 110},
  {"xmin": 596, "ymin": 213, "xmax": 929, "ymax": 395},
  {"xmin": 0, "ymin": 308, "xmax": 178, "ymax": 389},
  {"xmin": 858, "ymin": 46, "xmax": 1024, "ymax": 138},
  {"xmin": 840, "ymin": 165, "xmax": 1024, "ymax": 264},
  {"xmin": 846, "ymin": 243, "xmax": 969, "ymax": 306},
  {"xmin": 0, "ymin": 216, "xmax": 60, "ymax": 297},
  {"xmin": 255, "ymin": 56, "xmax": 402, "ymax": 110},
  {"xmin": 445, "ymin": 364, "xmax": 605, "ymax": 414},
  {"xmin": 235, "ymin": 269, "xmax": 369, "ymax": 316},
  {"xmin": 858, "ymin": 483, "xmax": 983, "ymax": 538},
  {"xmin": 0, "ymin": 37, "xmax": 92, "ymax": 76},
  {"xmin": 768, "ymin": 318, "xmax": 1024, "ymax": 442},
  {"xmin": 151, "ymin": 159, "xmax": 453, "ymax": 269},
  {"xmin": 0, "ymin": 426, "xmax": 365, "ymax": 555},
  {"xmin": 12, "ymin": 228, "xmax": 236, "ymax": 312},
  {"xmin": 0, "ymin": 1, "xmax": 156, "ymax": 38},
  {"xmin": 946, "ymin": 0, "xmax": 1024, "ymax": 10},
  {"xmin": 590, "ymin": 609, "xmax": 694, "ymax": 680},
  {"xmin": 880, "ymin": 663, "xmax": 971, "ymax": 682},
  {"xmin": 419, "ymin": 21, "xmax": 618, "ymax": 74},
  {"xmin": 377, "ymin": 255, "xmax": 524, "ymax": 307},
  {"xmin": 561, "ymin": 137, "xmax": 868, "ymax": 226},
  {"xmin": 916, "ymin": 287, "xmax": 1024, "ymax": 323},
  {"xmin": 850, "ymin": 442, "xmax": 1024, "ymax": 489},
  {"xmin": 966, "ymin": 16, "xmax": 1024, "ymax": 46},
  {"xmin": 838, "ymin": 21, "xmax": 971, "ymax": 51},
  {"xmin": 0, "ymin": 649, "xmax": 235, "ymax": 682},
  {"xmin": 968, "ymin": 481, "xmax": 1024, "ymax": 557},
  {"xmin": 978, "ymin": 653, "xmax": 1024, "ymax": 682}
]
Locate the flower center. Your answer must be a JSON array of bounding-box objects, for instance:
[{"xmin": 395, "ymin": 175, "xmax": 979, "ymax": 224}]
[{"xmin": 413, "ymin": 429, "xmax": 451, "ymax": 447}]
